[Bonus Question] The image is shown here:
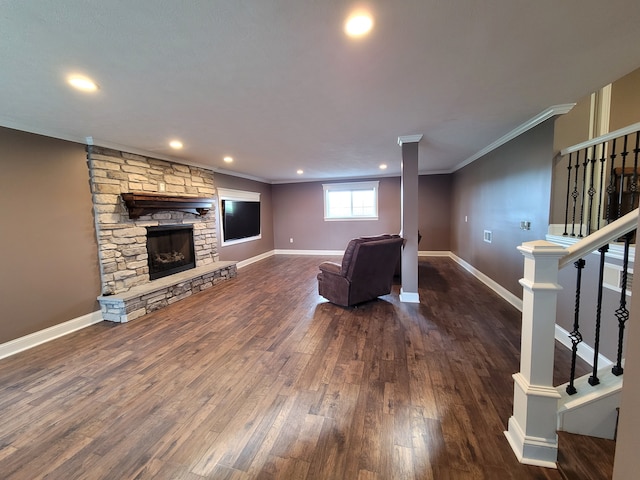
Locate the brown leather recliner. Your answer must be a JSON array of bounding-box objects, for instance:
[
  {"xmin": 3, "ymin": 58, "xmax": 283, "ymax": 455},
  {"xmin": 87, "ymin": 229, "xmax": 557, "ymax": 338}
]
[{"xmin": 317, "ymin": 234, "xmax": 404, "ymax": 307}]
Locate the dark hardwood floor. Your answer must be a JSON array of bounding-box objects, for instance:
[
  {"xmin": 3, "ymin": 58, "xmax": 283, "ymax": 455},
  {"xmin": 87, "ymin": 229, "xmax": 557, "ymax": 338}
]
[{"xmin": 0, "ymin": 256, "xmax": 615, "ymax": 479}]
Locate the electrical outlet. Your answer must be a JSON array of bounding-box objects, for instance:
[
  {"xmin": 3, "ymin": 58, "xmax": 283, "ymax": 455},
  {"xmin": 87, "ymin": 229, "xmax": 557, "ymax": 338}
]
[
  {"xmin": 483, "ymin": 230, "xmax": 492, "ymax": 243},
  {"xmin": 158, "ymin": 182, "xmax": 166, "ymax": 192},
  {"xmin": 289, "ymin": 237, "xmax": 294, "ymax": 243}
]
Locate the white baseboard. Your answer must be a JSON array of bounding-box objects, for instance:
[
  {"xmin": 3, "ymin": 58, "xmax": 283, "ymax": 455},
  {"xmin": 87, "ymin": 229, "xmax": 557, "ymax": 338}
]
[
  {"xmin": 236, "ymin": 250, "xmax": 275, "ymax": 269},
  {"xmin": 1, "ymin": 252, "xmax": 603, "ymax": 367},
  {"xmin": 236, "ymin": 249, "xmax": 344, "ymax": 266},
  {"xmin": 418, "ymin": 250, "xmax": 451, "ymax": 257},
  {"xmin": 400, "ymin": 290, "xmax": 420, "ymax": 303},
  {"xmin": 446, "ymin": 253, "xmax": 613, "ymax": 363},
  {"xmin": 273, "ymin": 249, "xmax": 450, "ymax": 257},
  {"xmin": 274, "ymin": 248, "xmax": 344, "ymax": 256},
  {"xmin": 0, "ymin": 310, "xmax": 103, "ymax": 360},
  {"xmin": 449, "ymin": 252, "xmax": 524, "ymax": 312}
]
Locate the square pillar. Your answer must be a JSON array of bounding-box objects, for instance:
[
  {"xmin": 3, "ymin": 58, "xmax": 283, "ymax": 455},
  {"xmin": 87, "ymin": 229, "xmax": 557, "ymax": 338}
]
[
  {"xmin": 505, "ymin": 240, "xmax": 566, "ymax": 468},
  {"xmin": 398, "ymin": 134, "xmax": 422, "ymax": 303}
]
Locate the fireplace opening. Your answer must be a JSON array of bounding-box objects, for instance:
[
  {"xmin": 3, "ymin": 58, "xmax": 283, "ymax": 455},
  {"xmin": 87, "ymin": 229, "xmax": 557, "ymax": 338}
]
[{"xmin": 146, "ymin": 225, "xmax": 196, "ymax": 280}]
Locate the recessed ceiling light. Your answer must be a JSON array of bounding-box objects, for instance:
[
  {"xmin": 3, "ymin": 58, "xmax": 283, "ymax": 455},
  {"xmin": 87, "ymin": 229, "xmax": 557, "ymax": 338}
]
[
  {"xmin": 297, "ymin": 169, "xmax": 304, "ymax": 175},
  {"xmin": 67, "ymin": 75, "xmax": 99, "ymax": 92},
  {"xmin": 379, "ymin": 164, "xmax": 387, "ymax": 170},
  {"xmin": 345, "ymin": 12, "xmax": 374, "ymax": 37},
  {"xmin": 169, "ymin": 140, "xmax": 183, "ymax": 149},
  {"xmin": 223, "ymin": 156, "xmax": 233, "ymax": 163}
]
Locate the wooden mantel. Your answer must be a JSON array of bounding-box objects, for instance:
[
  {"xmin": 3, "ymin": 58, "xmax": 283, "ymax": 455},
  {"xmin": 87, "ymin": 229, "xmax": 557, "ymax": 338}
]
[{"xmin": 121, "ymin": 192, "xmax": 215, "ymax": 219}]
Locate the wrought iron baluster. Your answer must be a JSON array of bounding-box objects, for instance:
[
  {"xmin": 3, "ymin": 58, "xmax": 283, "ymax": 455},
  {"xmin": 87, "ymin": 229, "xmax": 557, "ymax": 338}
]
[
  {"xmin": 567, "ymin": 258, "xmax": 586, "ymax": 395},
  {"xmin": 597, "ymin": 142, "xmax": 607, "ymax": 231},
  {"xmin": 617, "ymin": 135, "xmax": 629, "ymax": 220},
  {"xmin": 570, "ymin": 151, "xmax": 581, "ymax": 236},
  {"xmin": 606, "ymin": 139, "xmax": 618, "ymax": 224},
  {"xmin": 578, "ymin": 150, "xmax": 589, "ymax": 237},
  {"xmin": 563, "ymin": 153, "xmax": 573, "ymax": 236},
  {"xmin": 630, "ymin": 133, "xmax": 640, "ymax": 211},
  {"xmin": 586, "ymin": 146, "xmax": 597, "ymax": 235},
  {"xmin": 612, "ymin": 231, "xmax": 633, "ymax": 376},
  {"xmin": 588, "ymin": 245, "xmax": 609, "ymax": 386}
]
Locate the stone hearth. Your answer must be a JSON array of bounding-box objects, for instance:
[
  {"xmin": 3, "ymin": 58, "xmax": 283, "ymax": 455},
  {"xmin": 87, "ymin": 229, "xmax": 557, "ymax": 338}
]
[{"xmin": 98, "ymin": 262, "xmax": 236, "ymax": 322}]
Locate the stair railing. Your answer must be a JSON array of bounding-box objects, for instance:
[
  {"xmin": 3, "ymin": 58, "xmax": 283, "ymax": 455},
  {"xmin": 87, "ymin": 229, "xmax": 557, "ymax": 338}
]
[
  {"xmin": 559, "ymin": 123, "xmax": 640, "ymax": 237},
  {"xmin": 504, "ymin": 207, "xmax": 638, "ymax": 469}
]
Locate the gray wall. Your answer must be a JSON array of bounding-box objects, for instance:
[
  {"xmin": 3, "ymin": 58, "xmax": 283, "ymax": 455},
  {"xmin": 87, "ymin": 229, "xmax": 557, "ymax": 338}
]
[
  {"xmin": 214, "ymin": 173, "xmax": 275, "ymax": 262},
  {"xmin": 418, "ymin": 174, "xmax": 452, "ymax": 250},
  {"xmin": 272, "ymin": 177, "xmax": 400, "ymax": 250},
  {"xmin": 271, "ymin": 175, "xmax": 452, "ymax": 251},
  {"xmin": 0, "ymin": 127, "xmax": 101, "ymax": 343},
  {"xmin": 451, "ymin": 120, "xmax": 556, "ymax": 297}
]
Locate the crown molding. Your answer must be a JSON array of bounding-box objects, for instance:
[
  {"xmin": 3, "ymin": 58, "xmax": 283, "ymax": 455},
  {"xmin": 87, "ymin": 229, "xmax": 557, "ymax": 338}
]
[
  {"xmin": 397, "ymin": 134, "xmax": 423, "ymax": 145},
  {"xmin": 211, "ymin": 167, "xmax": 270, "ymax": 183},
  {"xmin": 0, "ymin": 116, "xmax": 89, "ymax": 146},
  {"xmin": 452, "ymin": 103, "xmax": 576, "ymax": 172}
]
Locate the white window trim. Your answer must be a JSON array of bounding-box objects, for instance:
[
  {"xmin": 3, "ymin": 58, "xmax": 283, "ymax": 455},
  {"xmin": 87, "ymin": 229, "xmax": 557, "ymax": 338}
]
[
  {"xmin": 217, "ymin": 188, "xmax": 262, "ymax": 246},
  {"xmin": 322, "ymin": 181, "xmax": 379, "ymax": 221}
]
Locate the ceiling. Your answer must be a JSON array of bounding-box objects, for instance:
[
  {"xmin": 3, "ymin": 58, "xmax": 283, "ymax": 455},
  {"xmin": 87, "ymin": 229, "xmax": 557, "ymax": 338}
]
[{"xmin": 2, "ymin": 1, "xmax": 640, "ymax": 183}]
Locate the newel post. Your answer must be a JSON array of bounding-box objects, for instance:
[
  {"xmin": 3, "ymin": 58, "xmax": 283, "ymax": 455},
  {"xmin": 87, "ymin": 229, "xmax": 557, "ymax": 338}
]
[{"xmin": 504, "ymin": 240, "xmax": 567, "ymax": 468}]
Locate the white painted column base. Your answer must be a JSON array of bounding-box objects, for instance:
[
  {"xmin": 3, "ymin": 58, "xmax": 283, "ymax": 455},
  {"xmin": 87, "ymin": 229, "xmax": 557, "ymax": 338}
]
[
  {"xmin": 505, "ymin": 372, "xmax": 561, "ymax": 468},
  {"xmin": 505, "ymin": 417, "xmax": 558, "ymax": 469},
  {"xmin": 399, "ymin": 289, "xmax": 420, "ymax": 303}
]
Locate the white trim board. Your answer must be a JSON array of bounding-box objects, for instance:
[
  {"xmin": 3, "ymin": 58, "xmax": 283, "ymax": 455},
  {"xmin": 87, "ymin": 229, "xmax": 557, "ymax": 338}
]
[
  {"xmin": 449, "ymin": 252, "xmax": 523, "ymax": 312},
  {"xmin": 400, "ymin": 290, "xmax": 420, "ymax": 303},
  {"xmin": 236, "ymin": 250, "xmax": 275, "ymax": 269},
  {"xmin": 0, "ymin": 310, "xmax": 103, "ymax": 360},
  {"xmin": 274, "ymin": 249, "xmax": 345, "ymax": 256},
  {"xmin": 273, "ymin": 249, "xmax": 452, "ymax": 257}
]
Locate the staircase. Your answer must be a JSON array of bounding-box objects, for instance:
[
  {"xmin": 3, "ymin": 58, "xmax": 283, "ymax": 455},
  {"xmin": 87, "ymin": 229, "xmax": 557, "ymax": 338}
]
[
  {"xmin": 557, "ymin": 366, "xmax": 621, "ymax": 440},
  {"xmin": 504, "ymin": 205, "xmax": 637, "ymax": 468}
]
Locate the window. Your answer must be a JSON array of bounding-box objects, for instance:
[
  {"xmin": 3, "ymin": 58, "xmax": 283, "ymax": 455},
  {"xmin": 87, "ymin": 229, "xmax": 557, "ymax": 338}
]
[{"xmin": 323, "ymin": 181, "xmax": 379, "ymax": 220}]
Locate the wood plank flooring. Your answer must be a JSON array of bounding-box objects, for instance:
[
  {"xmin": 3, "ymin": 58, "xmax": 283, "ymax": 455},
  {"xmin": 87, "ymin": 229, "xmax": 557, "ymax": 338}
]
[{"xmin": 0, "ymin": 256, "xmax": 614, "ymax": 479}]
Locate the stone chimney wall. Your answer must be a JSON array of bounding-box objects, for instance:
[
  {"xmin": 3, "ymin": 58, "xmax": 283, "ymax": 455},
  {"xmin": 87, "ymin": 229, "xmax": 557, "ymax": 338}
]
[{"xmin": 87, "ymin": 146, "xmax": 218, "ymax": 295}]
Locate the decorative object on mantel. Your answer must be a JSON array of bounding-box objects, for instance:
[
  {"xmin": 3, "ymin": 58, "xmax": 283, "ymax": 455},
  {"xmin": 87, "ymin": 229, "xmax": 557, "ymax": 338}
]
[{"xmin": 121, "ymin": 192, "xmax": 214, "ymax": 219}]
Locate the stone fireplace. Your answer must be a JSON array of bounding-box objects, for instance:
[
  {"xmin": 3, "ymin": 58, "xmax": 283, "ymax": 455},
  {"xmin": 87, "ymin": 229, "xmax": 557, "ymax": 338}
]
[{"xmin": 87, "ymin": 145, "xmax": 237, "ymax": 322}]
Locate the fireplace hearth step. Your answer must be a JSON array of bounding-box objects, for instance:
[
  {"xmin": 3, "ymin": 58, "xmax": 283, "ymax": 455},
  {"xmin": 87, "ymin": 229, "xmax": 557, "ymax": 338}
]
[{"xmin": 97, "ymin": 261, "xmax": 237, "ymax": 323}]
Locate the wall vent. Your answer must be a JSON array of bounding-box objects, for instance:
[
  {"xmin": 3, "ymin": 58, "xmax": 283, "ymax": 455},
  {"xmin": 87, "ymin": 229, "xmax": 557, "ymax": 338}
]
[{"xmin": 603, "ymin": 263, "xmax": 633, "ymax": 296}]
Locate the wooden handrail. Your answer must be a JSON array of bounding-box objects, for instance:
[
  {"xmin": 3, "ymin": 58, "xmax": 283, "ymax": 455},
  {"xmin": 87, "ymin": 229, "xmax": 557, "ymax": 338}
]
[
  {"xmin": 559, "ymin": 208, "xmax": 639, "ymax": 269},
  {"xmin": 560, "ymin": 122, "xmax": 640, "ymax": 156}
]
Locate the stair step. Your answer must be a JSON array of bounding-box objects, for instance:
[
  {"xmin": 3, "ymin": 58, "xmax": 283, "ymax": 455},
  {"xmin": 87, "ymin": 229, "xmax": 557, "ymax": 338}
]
[{"xmin": 557, "ymin": 367, "xmax": 623, "ymax": 440}]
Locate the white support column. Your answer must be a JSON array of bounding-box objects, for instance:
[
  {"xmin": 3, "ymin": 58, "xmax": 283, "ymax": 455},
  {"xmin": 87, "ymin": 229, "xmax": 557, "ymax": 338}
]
[
  {"xmin": 505, "ymin": 240, "xmax": 567, "ymax": 468},
  {"xmin": 398, "ymin": 134, "xmax": 422, "ymax": 303}
]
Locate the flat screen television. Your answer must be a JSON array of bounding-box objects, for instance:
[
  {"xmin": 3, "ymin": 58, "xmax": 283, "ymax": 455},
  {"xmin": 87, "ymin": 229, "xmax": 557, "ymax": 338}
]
[{"xmin": 221, "ymin": 199, "xmax": 261, "ymax": 242}]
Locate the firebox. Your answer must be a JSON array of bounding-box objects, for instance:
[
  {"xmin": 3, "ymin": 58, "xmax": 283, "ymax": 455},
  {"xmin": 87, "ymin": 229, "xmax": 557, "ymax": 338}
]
[{"xmin": 146, "ymin": 225, "xmax": 196, "ymax": 280}]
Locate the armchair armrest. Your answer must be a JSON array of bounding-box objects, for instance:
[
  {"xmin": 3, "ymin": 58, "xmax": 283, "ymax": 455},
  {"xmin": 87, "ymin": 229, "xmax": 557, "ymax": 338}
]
[{"xmin": 319, "ymin": 261, "xmax": 342, "ymax": 275}]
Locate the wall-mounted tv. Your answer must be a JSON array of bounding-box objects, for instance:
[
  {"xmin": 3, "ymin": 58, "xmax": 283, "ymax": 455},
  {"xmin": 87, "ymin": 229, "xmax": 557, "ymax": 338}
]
[{"xmin": 221, "ymin": 199, "xmax": 261, "ymax": 242}]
